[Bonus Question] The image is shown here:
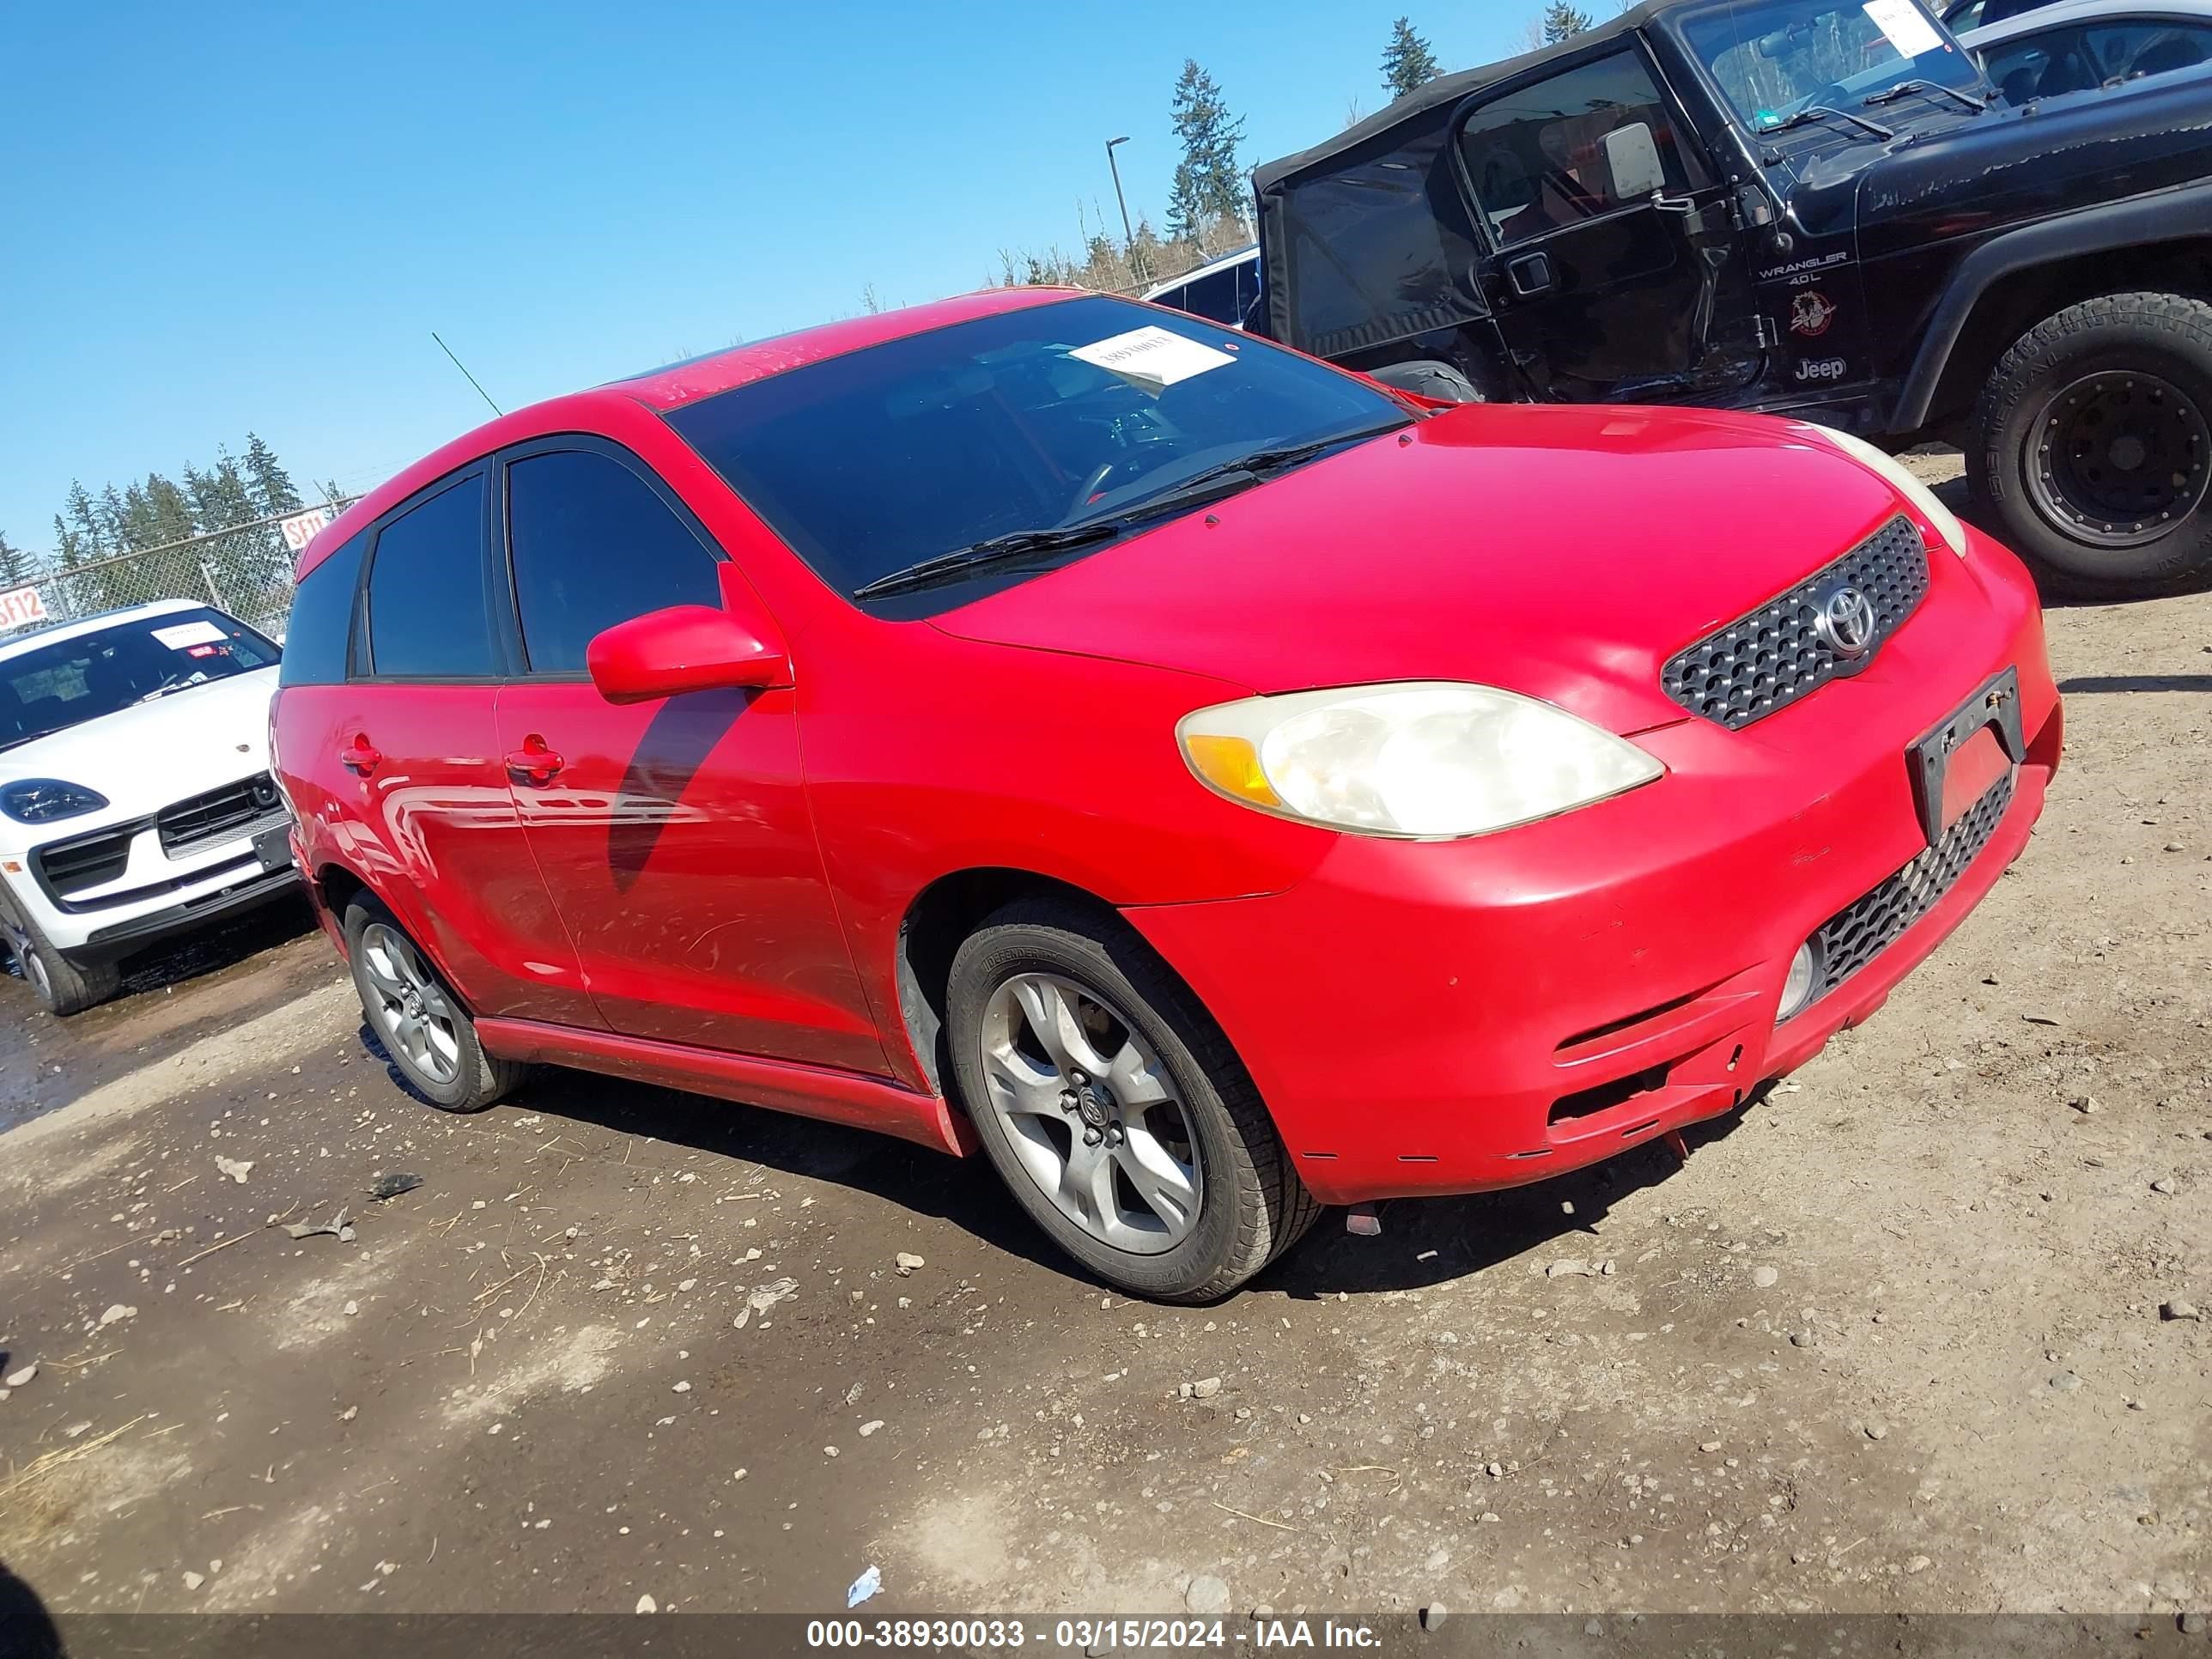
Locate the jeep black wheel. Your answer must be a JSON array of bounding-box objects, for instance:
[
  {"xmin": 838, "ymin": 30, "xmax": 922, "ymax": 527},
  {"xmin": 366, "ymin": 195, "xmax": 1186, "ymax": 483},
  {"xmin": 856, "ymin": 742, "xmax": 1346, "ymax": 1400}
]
[{"xmin": 1973, "ymin": 291, "xmax": 2212, "ymax": 598}]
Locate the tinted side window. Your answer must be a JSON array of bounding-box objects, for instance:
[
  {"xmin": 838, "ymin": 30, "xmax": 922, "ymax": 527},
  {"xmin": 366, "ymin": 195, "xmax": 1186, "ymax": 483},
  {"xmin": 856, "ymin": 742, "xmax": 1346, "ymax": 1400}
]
[
  {"xmin": 506, "ymin": 449, "xmax": 721, "ymax": 674},
  {"xmin": 2086, "ymin": 20, "xmax": 2212, "ymax": 79},
  {"xmin": 1177, "ymin": 267, "xmax": 1243, "ymax": 325},
  {"xmin": 1461, "ymin": 51, "xmax": 1710, "ymax": 246},
  {"xmin": 364, "ymin": 476, "xmax": 495, "ymax": 678},
  {"xmin": 277, "ymin": 532, "xmax": 365, "ymax": 687}
]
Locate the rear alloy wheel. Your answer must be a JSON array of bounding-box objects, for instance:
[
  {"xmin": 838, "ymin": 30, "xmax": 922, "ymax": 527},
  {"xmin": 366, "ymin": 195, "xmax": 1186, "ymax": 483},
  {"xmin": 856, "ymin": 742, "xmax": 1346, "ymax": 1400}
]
[
  {"xmin": 343, "ymin": 897, "xmax": 523, "ymax": 1113},
  {"xmin": 946, "ymin": 898, "xmax": 1320, "ymax": 1302},
  {"xmin": 1973, "ymin": 291, "xmax": 2212, "ymax": 597}
]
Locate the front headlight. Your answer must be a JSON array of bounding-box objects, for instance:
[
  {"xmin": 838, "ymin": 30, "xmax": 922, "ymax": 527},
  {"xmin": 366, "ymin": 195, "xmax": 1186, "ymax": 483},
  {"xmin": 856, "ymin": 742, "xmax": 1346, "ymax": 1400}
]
[
  {"xmin": 0, "ymin": 779, "xmax": 110, "ymax": 824},
  {"xmin": 1809, "ymin": 427, "xmax": 1970, "ymax": 560},
  {"xmin": 1177, "ymin": 682, "xmax": 1663, "ymax": 839}
]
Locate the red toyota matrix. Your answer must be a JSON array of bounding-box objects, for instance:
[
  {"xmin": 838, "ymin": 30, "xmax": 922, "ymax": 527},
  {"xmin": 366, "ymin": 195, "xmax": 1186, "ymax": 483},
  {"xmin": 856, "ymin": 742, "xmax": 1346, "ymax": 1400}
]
[{"xmin": 272, "ymin": 289, "xmax": 2058, "ymax": 1301}]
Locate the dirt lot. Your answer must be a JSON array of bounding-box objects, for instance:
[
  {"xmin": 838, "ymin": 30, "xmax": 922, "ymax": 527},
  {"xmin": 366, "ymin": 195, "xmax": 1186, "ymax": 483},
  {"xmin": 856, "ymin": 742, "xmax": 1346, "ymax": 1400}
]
[{"xmin": 2, "ymin": 463, "xmax": 2208, "ymax": 1623}]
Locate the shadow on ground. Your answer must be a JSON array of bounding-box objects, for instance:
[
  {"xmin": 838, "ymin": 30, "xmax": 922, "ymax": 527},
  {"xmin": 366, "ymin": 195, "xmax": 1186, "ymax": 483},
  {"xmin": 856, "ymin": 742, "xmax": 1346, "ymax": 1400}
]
[{"xmin": 360, "ymin": 1006, "xmax": 1755, "ymax": 1304}]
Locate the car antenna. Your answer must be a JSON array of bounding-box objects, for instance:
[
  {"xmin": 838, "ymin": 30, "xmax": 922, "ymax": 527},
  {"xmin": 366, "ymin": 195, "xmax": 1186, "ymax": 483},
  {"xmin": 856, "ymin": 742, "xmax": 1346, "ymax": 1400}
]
[{"xmin": 432, "ymin": 331, "xmax": 504, "ymax": 417}]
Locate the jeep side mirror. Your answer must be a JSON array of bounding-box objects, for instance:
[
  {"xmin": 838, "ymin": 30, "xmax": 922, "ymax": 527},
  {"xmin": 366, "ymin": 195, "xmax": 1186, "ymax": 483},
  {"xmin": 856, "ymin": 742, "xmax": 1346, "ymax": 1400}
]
[{"xmin": 1601, "ymin": 122, "xmax": 1668, "ymax": 198}]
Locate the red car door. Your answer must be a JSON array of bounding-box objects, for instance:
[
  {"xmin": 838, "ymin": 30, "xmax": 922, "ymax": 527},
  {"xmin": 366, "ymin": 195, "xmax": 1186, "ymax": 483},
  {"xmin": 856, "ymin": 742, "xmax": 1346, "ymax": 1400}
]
[
  {"xmin": 334, "ymin": 468, "xmax": 598, "ymax": 1028},
  {"xmin": 488, "ymin": 439, "xmax": 887, "ymax": 1075}
]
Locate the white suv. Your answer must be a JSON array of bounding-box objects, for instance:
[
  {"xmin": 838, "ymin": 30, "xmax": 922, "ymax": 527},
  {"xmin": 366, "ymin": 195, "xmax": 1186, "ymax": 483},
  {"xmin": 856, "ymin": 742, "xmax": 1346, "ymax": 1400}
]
[{"xmin": 0, "ymin": 599, "xmax": 298, "ymax": 1013}]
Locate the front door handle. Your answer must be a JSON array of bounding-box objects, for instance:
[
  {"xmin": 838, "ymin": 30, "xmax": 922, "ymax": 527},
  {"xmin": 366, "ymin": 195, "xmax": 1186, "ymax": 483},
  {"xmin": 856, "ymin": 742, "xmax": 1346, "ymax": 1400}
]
[
  {"xmin": 339, "ymin": 737, "xmax": 382, "ymax": 775},
  {"xmin": 504, "ymin": 737, "xmax": 565, "ymax": 786},
  {"xmin": 1504, "ymin": 251, "xmax": 1555, "ymax": 298}
]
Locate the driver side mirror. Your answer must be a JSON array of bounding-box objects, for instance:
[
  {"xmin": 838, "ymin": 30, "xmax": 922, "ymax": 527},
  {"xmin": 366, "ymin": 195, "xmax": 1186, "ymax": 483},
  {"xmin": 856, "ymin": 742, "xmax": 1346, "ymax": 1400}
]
[
  {"xmin": 1601, "ymin": 122, "xmax": 1668, "ymax": 199},
  {"xmin": 586, "ymin": 603, "xmax": 792, "ymax": 705}
]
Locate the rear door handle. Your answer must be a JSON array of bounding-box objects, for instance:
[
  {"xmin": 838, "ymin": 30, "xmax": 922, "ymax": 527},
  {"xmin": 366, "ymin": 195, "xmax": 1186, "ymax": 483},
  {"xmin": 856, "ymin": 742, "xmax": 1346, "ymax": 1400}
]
[
  {"xmin": 503, "ymin": 737, "xmax": 564, "ymax": 786},
  {"xmin": 339, "ymin": 738, "xmax": 382, "ymax": 775}
]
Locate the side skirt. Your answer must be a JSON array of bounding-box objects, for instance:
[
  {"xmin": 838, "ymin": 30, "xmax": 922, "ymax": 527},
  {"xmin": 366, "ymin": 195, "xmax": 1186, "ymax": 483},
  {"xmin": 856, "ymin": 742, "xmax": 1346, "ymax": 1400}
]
[{"xmin": 475, "ymin": 1018, "xmax": 972, "ymax": 1157}]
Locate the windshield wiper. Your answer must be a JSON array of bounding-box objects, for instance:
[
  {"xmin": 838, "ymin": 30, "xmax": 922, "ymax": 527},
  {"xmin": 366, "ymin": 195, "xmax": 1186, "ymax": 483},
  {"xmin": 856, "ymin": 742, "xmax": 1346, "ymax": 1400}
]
[
  {"xmin": 1863, "ymin": 78, "xmax": 1986, "ymax": 111},
  {"xmin": 1074, "ymin": 419, "xmax": 1413, "ymax": 526},
  {"xmin": 1761, "ymin": 105, "xmax": 1897, "ymax": 140},
  {"xmin": 850, "ymin": 420, "xmax": 1410, "ymax": 601},
  {"xmin": 850, "ymin": 523, "xmax": 1125, "ymax": 599}
]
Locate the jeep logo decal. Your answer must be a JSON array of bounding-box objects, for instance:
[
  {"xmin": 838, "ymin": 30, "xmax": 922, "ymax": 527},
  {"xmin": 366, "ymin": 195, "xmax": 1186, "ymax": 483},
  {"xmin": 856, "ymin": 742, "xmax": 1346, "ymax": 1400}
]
[{"xmin": 1794, "ymin": 356, "xmax": 1847, "ymax": 384}]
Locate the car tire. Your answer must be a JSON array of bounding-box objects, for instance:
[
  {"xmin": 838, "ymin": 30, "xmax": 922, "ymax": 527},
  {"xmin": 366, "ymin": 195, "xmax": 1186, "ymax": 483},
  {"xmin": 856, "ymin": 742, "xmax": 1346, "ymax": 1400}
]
[
  {"xmin": 343, "ymin": 896, "xmax": 523, "ymax": 1114},
  {"xmin": 945, "ymin": 896, "xmax": 1321, "ymax": 1302},
  {"xmin": 0, "ymin": 890, "xmax": 120, "ymax": 1017},
  {"xmin": 1366, "ymin": 359, "xmax": 1484, "ymax": 404},
  {"xmin": 1972, "ymin": 291, "xmax": 2212, "ymax": 598}
]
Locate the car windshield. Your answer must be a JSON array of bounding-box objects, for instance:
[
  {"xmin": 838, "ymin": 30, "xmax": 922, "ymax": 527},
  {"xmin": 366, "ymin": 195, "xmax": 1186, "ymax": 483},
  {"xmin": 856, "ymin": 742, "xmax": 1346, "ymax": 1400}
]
[
  {"xmin": 1679, "ymin": 0, "xmax": 1981, "ymax": 128},
  {"xmin": 0, "ymin": 608, "xmax": 279, "ymax": 752},
  {"xmin": 664, "ymin": 295, "xmax": 1408, "ymax": 606}
]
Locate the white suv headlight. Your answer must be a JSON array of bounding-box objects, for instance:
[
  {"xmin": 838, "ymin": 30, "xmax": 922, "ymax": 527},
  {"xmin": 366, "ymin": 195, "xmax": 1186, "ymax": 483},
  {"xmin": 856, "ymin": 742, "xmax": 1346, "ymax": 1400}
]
[
  {"xmin": 1808, "ymin": 427, "xmax": 1970, "ymax": 559},
  {"xmin": 1176, "ymin": 682, "xmax": 1663, "ymax": 840}
]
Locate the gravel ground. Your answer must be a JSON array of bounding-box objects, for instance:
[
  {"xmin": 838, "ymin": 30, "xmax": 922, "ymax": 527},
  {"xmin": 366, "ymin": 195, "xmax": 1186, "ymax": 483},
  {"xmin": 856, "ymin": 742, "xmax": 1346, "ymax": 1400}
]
[{"xmin": 2, "ymin": 459, "xmax": 2207, "ymax": 1621}]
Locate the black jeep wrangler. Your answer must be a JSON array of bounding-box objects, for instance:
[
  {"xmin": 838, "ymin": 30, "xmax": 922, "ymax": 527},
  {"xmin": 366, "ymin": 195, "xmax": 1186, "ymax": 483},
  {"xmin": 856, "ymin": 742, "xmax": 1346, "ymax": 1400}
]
[{"xmin": 1248, "ymin": 0, "xmax": 2212, "ymax": 596}]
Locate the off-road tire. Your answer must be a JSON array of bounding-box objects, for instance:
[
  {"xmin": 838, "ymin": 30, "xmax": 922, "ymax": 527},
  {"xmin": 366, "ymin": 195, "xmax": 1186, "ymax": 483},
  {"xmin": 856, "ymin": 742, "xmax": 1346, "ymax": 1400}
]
[
  {"xmin": 946, "ymin": 897, "xmax": 1321, "ymax": 1303},
  {"xmin": 343, "ymin": 896, "xmax": 524, "ymax": 1114},
  {"xmin": 0, "ymin": 886, "xmax": 120, "ymax": 1016},
  {"xmin": 1367, "ymin": 359, "xmax": 1485, "ymax": 405},
  {"xmin": 1972, "ymin": 291, "xmax": 2212, "ymax": 599}
]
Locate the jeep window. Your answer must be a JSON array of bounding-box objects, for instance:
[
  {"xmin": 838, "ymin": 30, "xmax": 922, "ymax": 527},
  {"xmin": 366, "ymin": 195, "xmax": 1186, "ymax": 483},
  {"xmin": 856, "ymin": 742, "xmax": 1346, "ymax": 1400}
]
[
  {"xmin": 0, "ymin": 608, "xmax": 279, "ymax": 751},
  {"xmin": 665, "ymin": 295, "xmax": 1406, "ymax": 608},
  {"xmin": 1457, "ymin": 51, "xmax": 1711, "ymax": 246},
  {"xmin": 1680, "ymin": 0, "xmax": 1981, "ymax": 128}
]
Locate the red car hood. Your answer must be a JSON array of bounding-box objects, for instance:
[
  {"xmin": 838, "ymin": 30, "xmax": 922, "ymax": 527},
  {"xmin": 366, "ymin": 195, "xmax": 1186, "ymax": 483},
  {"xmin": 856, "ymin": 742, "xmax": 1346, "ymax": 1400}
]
[{"xmin": 932, "ymin": 404, "xmax": 1913, "ymax": 734}]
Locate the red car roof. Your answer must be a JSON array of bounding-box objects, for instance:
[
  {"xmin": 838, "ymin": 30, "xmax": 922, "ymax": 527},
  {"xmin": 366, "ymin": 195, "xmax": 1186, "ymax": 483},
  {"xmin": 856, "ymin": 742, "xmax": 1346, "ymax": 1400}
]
[{"xmin": 296, "ymin": 286, "xmax": 1088, "ymax": 580}]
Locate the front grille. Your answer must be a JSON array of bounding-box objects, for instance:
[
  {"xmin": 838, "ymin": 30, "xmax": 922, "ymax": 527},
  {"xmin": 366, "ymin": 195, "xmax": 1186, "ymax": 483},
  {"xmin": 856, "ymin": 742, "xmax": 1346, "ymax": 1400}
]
[
  {"xmin": 1662, "ymin": 516, "xmax": 1929, "ymax": 730},
  {"xmin": 33, "ymin": 826, "xmax": 135, "ymax": 899},
  {"xmin": 1807, "ymin": 769, "xmax": 2014, "ymax": 1005},
  {"xmin": 157, "ymin": 772, "xmax": 283, "ymax": 854}
]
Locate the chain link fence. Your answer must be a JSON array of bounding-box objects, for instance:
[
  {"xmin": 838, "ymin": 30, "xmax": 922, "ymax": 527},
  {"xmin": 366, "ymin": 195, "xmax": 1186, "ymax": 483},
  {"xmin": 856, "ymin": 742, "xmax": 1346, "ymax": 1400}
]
[{"xmin": 13, "ymin": 499, "xmax": 358, "ymax": 644}]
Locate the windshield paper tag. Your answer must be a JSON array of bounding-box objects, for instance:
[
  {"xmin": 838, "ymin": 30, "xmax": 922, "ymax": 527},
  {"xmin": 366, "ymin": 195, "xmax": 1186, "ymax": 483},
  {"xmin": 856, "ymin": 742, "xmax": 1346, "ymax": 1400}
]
[
  {"xmin": 1861, "ymin": 0, "xmax": 1943, "ymax": 58},
  {"xmin": 1070, "ymin": 327, "xmax": 1234, "ymax": 392},
  {"xmin": 151, "ymin": 620, "xmax": 228, "ymax": 649}
]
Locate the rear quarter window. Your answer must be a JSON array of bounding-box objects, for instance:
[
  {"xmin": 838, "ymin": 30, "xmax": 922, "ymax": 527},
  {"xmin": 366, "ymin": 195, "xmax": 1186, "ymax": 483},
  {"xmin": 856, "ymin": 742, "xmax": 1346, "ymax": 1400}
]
[{"xmin": 277, "ymin": 532, "xmax": 367, "ymax": 687}]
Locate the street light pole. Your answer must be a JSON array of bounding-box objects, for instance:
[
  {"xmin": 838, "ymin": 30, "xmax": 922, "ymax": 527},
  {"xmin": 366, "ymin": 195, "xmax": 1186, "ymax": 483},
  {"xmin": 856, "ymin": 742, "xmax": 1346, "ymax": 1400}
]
[{"xmin": 1105, "ymin": 136, "xmax": 1147, "ymax": 285}]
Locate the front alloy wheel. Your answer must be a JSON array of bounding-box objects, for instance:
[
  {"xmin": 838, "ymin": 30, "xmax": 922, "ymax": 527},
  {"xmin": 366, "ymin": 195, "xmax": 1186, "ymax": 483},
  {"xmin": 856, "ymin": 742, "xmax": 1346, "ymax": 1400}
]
[
  {"xmin": 946, "ymin": 897, "xmax": 1320, "ymax": 1302},
  {"xmin": 978, "ymin": 973, "xmax": 1203, "ymax": 1254}
]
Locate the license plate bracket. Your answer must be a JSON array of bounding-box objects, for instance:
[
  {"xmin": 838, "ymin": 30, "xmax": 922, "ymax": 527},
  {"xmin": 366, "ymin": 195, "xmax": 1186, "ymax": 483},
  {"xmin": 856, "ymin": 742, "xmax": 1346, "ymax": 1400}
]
[
  {"xmin": 252, "ymin": 823, "xmax": 295, "ymax": 875},
  {"xmin": 1908, "ymin": 666, "xmax": 2024, "ymax": 847}
]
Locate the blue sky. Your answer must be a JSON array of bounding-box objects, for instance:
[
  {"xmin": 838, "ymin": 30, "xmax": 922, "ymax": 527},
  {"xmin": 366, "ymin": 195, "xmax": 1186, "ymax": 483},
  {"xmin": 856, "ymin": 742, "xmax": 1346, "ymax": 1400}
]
[{"xmin": 0, "ymin": 0, "xmax": 1535, "ymax": 554}]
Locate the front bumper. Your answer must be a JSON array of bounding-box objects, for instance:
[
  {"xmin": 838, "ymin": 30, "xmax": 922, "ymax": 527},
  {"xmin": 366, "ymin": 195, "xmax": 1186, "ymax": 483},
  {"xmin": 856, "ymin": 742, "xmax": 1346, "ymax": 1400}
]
[{"xmin": 1123, "ymin": 528, "xmax": 2061, "ymax": 1206}]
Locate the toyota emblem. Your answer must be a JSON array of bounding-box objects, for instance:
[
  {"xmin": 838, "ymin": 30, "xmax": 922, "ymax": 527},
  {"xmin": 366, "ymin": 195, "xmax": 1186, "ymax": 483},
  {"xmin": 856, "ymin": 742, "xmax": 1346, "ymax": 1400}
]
[{"xmin": 1813, "ymin": 583, "xmax": 1877, "ymax": 659}]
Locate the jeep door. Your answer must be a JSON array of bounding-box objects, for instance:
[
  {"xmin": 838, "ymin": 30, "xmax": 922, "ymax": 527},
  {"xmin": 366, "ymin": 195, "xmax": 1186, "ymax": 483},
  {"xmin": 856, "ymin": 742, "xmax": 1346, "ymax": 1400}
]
[{"xmin": 1455, "ymin": 42, "xmax": 1761, "ymax": 401}]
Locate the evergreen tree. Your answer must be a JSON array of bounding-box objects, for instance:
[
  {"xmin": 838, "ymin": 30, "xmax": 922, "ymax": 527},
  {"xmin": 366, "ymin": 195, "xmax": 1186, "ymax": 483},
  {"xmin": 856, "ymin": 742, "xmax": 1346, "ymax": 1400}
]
[
  {"xmin": 1382, "ymin": 17, "xmax": 1443, "ymax": 99},
  {"xmin": 241, "ymin": 432, "xmax": 302, "ymax": 518},
  {"xmin": 319, "ymin": 479, "xmax": 348, "ymax": 507},
  {"xmin": 0, "ymin": 532, "xmax": 33, "ymax": 591},
  {"xmin": 1542, "ymin": 1, "xmax": 1595, "ymax": 42},
  {"xmin": 1166, "ymin": 60, "xmax": 1248, "ymax": 243}
]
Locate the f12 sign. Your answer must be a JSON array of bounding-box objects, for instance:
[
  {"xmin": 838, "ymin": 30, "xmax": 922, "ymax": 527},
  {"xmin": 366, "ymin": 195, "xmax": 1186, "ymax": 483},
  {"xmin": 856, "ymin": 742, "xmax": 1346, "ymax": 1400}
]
[
  {"xmin": 278, "ymin": 506, "xmax": 334, "ymax": 554},
  {"xmin": 0, "ymin": 584, "xmax": 48, "ymax": 629}
]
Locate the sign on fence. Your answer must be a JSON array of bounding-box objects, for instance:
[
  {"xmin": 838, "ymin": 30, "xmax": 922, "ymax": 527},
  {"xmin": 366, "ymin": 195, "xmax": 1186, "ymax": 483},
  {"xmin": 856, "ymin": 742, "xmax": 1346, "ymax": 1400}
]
[
  {"xmin": 277, "ymin": 506, "xmax": 334, "ymax": 555},
  {"xmin": 0, "ymin": 584, "xmax": 48, "ymax": 629}
]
